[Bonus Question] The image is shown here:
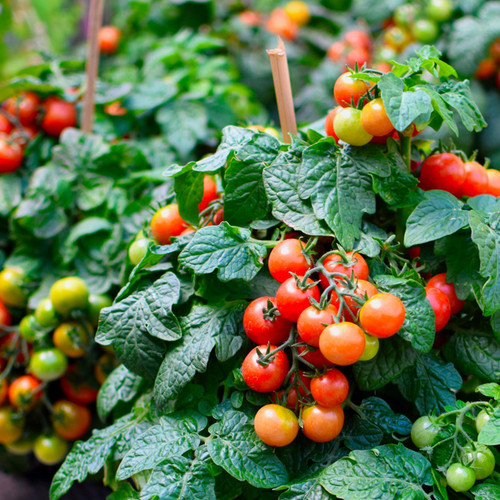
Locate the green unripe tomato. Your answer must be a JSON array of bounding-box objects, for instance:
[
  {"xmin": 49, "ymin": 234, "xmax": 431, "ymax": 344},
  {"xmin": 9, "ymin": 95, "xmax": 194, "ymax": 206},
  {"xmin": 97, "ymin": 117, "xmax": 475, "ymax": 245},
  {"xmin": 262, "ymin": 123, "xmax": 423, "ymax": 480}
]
[
  {"xmin": 5, "ymin": 435, "xmax": 34, "ymax": 455},
  {"xmin": 19, "ymin": 314, "xmax": 40, "ymax": 342},
  {"xmin": 426, "ymin": 0, "xmax": 453, "ymax": 22},
  {"xmin": 29, "ymin": 348, "xmax": 68, "ymax": 381},
  {"xmin": 35, "ymin": 298, "xmax": 59, "ymax": 328},
  {"xmin": 464, "ymin": 444, "xmax": 496, "ymax": 480},
  {"xmin": 50, "ymin": 277, "xmax": 89, "ymax": 316},
  {"xmin": 0, "ymin": 267, "xmax": 27, "ymax": 308},
  {"xmin": 446, "ymin": 463, "xmax": 475, "ymax": 492},
  {"xmin": 412, "ymin": 19, "xmax": 439, "ymax": 44},
  {"xmin": 333, "ymin": 108, "xmax": 373, "ymax": 146},
  {"xmin": 87, "ymin": 294, "xmax": 113, "ymax": 327},
  {"xmin": 359, "ymin": 334, "xmax": 379, "ymax": 361},
  {"xmin": 411, "ymin": 416, "xmax": 440, "ymax": 448},
  {"xmin": 33, "ymin": 435, "xmax": 68, "ymax": 465},
  {"xmin": 394, "ymin": 4, "xmax": 418, "ymax": 26},
  {"xmin": 476, "ymin": 409, "xmax": 491, "ymax": 433},
  {"xmin": 128, "ymin": 238, "xmax": 151, "ymax": 266}
]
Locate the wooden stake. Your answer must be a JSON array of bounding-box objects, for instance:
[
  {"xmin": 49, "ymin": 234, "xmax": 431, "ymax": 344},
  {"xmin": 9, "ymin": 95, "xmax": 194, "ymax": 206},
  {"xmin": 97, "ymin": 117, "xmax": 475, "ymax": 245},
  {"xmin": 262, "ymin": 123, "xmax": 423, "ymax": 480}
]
[
  {"xmin": 81, "ymin": 0, "xmax": 104, "ymax": 133},
  {"xmin": 267, "ymin": 39, "xmax": 297, "ymax": 144}
]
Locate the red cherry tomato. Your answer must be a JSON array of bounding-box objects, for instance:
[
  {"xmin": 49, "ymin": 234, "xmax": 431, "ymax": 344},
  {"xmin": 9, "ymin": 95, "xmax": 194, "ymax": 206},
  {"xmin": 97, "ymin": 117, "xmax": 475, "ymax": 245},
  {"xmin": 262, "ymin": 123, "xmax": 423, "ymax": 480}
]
[
  {"xmin": 344, "ymin": 30, "xmax": 372, "ymax": 51},
  {"xmin": 486, "ymin": 169, "xmax": 500, "ymax": 196},
  {"xmin": 41, "ymin": 97, "xmax": 77, "ymax": 137},
  {"xmin": 8, "ymin": 375, "xmax": 43, "ymax": 411},
  {"xmin": 427, "ymin": 274, "xmax": 464, "ymax": 315},
  {"xmin": 419, "ymin": 153, "xmax": 466, "ymax": 197},
  {"xmin": 345, "ymin": 48, "xmax": 371, "ymax": 68},
  {"xmin": 325, "ymin": 107, "xmax": 342, "ymax": 142},
  {"xmin": 458, "ymin": 161, "xmax": 489, "ymax": 198},
  {"xmin": 254, "ymin": 404, "xmax": 299, "ymax": 447},
  {"xmin": 104, "ymin": 101, "xmax": 127, "ymax": 116},
  {"xmin": 52, "ymin": 400, "xmax": 91, "ymax": 440},
  {"xmin": 425, "ymin": 287, "xmax": 451, "ymax": 332},
  {"xmin": 266, "ymin": 8, "xmax": 299, "ymax": 41},
  {"xmin": 0, "ymin": 135, "xmax": 23, "ymax": 173},
  {"xmin": 242, "ymin": 345, "xmax": 289, "ymax": 393},
  {"xmin": 296, "ymin": 337, "xmax": 334, "ymax": 369},
  {"xmin": 334, "ymin": 73, "xmax": 371, "ymax": 108},
  {"xmin": 327, "ymin": 41, "xmax": 345, "ymax": 62},
  {"xmin": 476, "ymin": 59, "xmax": 496, "ymax": 80},
  {"xmin": 301, "ymin": 404, "xmax": 344, "ymax": 442},
  {"xmin": 0, "ymin": 300, "xmax": 11, "ymax": 328},
  {"xmin": 319, "ymin": 251, "xmax": 369, "ymax": 290},
  {"xmin": 98, "ymin": 26, "xmax": 122, "ymax": 54},
  {"xmin": 198, "ymin": 176, "xmax": 218, "ymax": 213},
  {"xmin": 150, "ymin": 204, "xmax": 187, "ymax": 244},
  {"xmin": 0, "ymin": 378, "xmax": 7, "ymax": 405},
  {"xmin": 359, "ymin": 292, "xmax": 406, "ymax": 338},
  {"xmin": 60, "ymin": 365, "xmax": 99, "ymax": 404},
  {"xmin": 319, "ymin": 322, "xmax": 365, "ymax": 365},
  {"xmin": 297, "ymin": 304, "xmax": 338, "ymax": 347},
  {"xmin": 341, "ymin": 279, "xmax": 378, "ymax": 319},
  {"xmin": 4, "ymin": 92, "xmax": 40, "ymax": 125},
  {"xmin": 243, "ymin": 297, "xmax": 292, "ymax": 345},
  {"xmin": 268, "ymin": 239, "xmax": 311, "ymax": 283},
  {"xmin": 0, "ymin": 115, "xmax": 12, "ymax": 134},
  {"xmin": 310, "ymin": 368, "xmax": 349, "ymax": 407},
  {"xmin": 276, "ymin": 277, "xmax": 321, "ymax": 322}
]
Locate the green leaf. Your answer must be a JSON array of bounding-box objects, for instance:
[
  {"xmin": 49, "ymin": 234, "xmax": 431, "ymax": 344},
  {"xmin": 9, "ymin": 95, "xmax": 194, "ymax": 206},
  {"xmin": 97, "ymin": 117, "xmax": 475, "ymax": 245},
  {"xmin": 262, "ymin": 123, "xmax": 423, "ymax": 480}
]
[
  {"xmin": 405, "ymin": 191, "xmax": 468, "ymax": 246},
  {"xmin": 319, "ymin": 444, "xmax": 432, "ymax": 500},
  {"xmin": 174, "ymin": 169, "xmax": 205, "ymax": 226},
  {"xmin": 342, "ymin": 418, "xmax": 384, "ymax": 451},
  {"xmin": 471, "ymin": 483, "xmax": 500, "ymax": 500},
  {"xmin": 117, "ymin": 411, "xmax": 206, "ymax": 480},
  {"xmin": 106, "ymin": 482, "xmax": 139, "ymax": 500},
  {"xmin": 123, "ymin": 80, "xmax": 177, "ymax": 111},
  {"xmin": 97, "ymin": 365, "xmax": 144, "ymax": 421},
  {"xmin": 0, "ymin": 174, "xmax": 22, "ymax": 216},
  {"xmin": 96, "ymin": 272, "xmax": 181, "ymax": 379},
  {"xmin": 207, "ymin": 410, "xmax": 288, "ymax": 488},
  {"xmin": 374, "ymin": 275, "xmax": 435, "ymax": 352},
  {"xmin": 357, "ymin": 397, "xmax": 412, "ymax": 436},
  {"xmin": 278, "ymin": 474, "xmax": 332, "ymax": 500},
  {"xmin": 443, "ymin": 330, "xmax": 500, "ymax": 382},
  {"xmin": 476, "ymin": 383, "xmax": 500, "ymax": 400},
  {"xmin": 478, "ymin": 407, "xmax": 500, "ymax": 446},
  {"xmin": 178, "ymin": 222, "xmax": 267, "ymax": 282},
  {"xmin": 379, "ymin": 73, "xmax": 433, "ymax": 131}
]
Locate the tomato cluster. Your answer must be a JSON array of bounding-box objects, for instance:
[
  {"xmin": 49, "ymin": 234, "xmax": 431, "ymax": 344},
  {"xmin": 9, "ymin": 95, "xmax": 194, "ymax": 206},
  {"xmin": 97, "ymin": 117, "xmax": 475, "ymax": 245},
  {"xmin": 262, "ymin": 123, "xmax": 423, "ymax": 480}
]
[
  {"xmin": 241, "ymin": 238, "xmax": 407, "ymax": 447},
  {"xmin": 0, "ymin": 270, "xmax": 116, "ymax": 465}
]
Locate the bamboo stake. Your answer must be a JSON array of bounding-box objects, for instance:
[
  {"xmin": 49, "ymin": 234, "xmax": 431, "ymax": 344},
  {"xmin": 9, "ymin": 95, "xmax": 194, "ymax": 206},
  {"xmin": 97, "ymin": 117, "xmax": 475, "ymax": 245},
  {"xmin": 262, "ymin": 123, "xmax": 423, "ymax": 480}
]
[
  {"xmin": 267, "ymin": 38, "xmax": 297, "ymax": 144},
  {"xmin": 81, "ymin": 0, "xmax": 104, "ymax": 133}
]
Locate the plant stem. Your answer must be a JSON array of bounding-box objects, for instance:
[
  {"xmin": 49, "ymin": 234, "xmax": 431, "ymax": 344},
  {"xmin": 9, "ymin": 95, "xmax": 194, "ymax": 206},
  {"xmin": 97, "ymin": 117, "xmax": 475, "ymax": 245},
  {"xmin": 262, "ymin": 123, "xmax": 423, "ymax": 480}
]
[{"xmin": 398, "ymin": 132, "xmax": 412, "ymax": 172}]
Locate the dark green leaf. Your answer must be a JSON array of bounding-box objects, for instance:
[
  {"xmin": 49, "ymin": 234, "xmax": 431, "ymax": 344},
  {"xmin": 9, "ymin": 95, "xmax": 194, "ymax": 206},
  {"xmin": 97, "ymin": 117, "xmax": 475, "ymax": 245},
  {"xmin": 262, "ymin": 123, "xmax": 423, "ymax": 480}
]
[
  {"xmin": 174, "ymin": 169, "xmax": 205, "ymax": 226},
  {"xmin": 278, "ymin": 474, "xmax": 332, "ymax": 500},
  {"xmin": 478, "ymin": 407, "xmax": 500, "ymax": 446},
  {"xmin": 0, "ymin": 174, "xmax": 22, "ymax": 216}
]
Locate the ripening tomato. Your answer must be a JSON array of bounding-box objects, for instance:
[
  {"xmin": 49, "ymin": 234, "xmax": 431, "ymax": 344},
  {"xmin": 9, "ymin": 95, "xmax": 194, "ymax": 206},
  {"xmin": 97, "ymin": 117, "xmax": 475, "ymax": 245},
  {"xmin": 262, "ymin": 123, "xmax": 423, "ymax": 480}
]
[
  {"xmin": 459, "ymin": 161, "xmax": 489, "ymax": 198},
  {"xmin": 340, "ymin": 279, "xmax": 378, "ymax": 320},
  {"xmin": 0, "ymin": 378, "xmax": 7, "ymax": 405},
  {"xmin": 128, "ymin": 238, "xmax": 150, "ymax": 266},
  {"xmin": 0, "ymin": 115, "xmax": 12, "ymax": 134},
  {"xmin": 0, "ymin": 300, "xmax": 11, "ymax": 328},
  {"xmin": 0, "ymin": 135, "xmax": 23, "ymax": 173},
  {"xmin": 359, "ymin": 333, "xmax": 379, "ymax": 361},
  {"xmin": 61, "ymin": 366, "xmax": 98, "ymax": 404},
  {"xmin": 296, "ymin": 337, "xmax": 334, "ymax": 369},
  {"xmin": 33, "ymin": 435, "xmax": 68, "ymax": 465},
  {"xmin": 29, "ymin": 348, "xmax": 68, "ymax": 381},
  {"xmin": 310, "ymin": 368, "xmax": 349, "ymax": 407},
  {"xmin": 334, "ymin": 108, "xmax": 373, "ymax": 145},
  {"xmin": 266, "ymin": 8, "xmax": 299, "ymax": 41},
  {"xmin": 327, "ymin": 41, "xmax": 345, "ymax": 62},
  {"xmin": 243, "ymin": 296, "xmax": 292, "ymax": 345},
  {"xmin": 0, "ymin": 408, "xmax": 24, "ymax": 444},
  {"xmin": 426, "ymin": 274, "xmax": 465, "ymax": 315},
  {"xmin": 254, "ymin": 404, "xmax": 299, "ymax": 447},
  {"xmin": 198, "ymin": 176, "xmax": 218, "ymax": 213},
  {"xmin": 283, "ymin": 1, "xmax": 310, "ymax": 26},
  {"xmin": 104, "ymin": 101, "xmax": 126, "ymax": 116},
  {"xmin": 34, "ymin": 298, "xmax": 59, "ymax": 328},
  {"xmin": 41, "ymin": 97, "xmax": 77, "ymax": 137},
  {"xmin": 4, "ymin": 92, "xmax": 40, "ymax": 125},
  {"xmin": 419, "ymin": 153, "xmax": 466, "ymax": 197},
  {"xmin": 150, "ymin": 204, "xmax": 187, "ymax": 244},
  {"xmin": 50, "ymin": 277, "xmax": 89, "ymax": 316},
  {"xmin": 383, "ymin": 26, "xmax": 412, "ymax": 52},
  {"xmin": 333, "ymin": 73, "xmax": 371, "ymax": 108},
  {"xmin": 87, "ymin": 293, "xmax": 112, "ymax": 327},
  {"xmin": 242, "ymin": 345, "xmax": 289, "ymax": 393},
  {"xmin": 8, "ymin": 375, "xmax": 42, "ymax": 410},
  {"xmin": 297, "ymin": 304, "xmax": 338, "ymax": 347},
  {"xmin": 361, "ymin": 98, "xmax": 394, "ymax": 136},
  {"xmin": 98, "ymin": 26, "xmax": 122, "ymax": 54},
  {"xmin": 319, "ymin": 322, "xmax": 365, "ymax": 365},
  {"xmin": 52, "ymin": 400, "xmax": 91, "ymax": 440},
  {"xmin": 276, "ymin": 277, "xmax": 321, "ymax": 322},
  {"xmin": 485, "ymin": 169, "xmax": 500, "ymax": 196},
  {"xmin": 301, "ymin": 404, "xmax": 344, "ymax": 442},
  {"xmin": 268, "ymin": 239, "xmax": 311, "ymax": 283},
  {"xmin": 213, "ymin": 207, "xmax": 224, "ymax": 225},
  {"xmin": 325, "ymin": 107, "xmax": 342, "ymax": 142},
  {"xmin": 359, "ymin": 293, "xmax": 406, "ymax": 338},
  {"xmin": 319, "ymin": 251, "xmax": 369, "ymax": 290},
  {"xmin": 345, "ymin": 48, "xmax": 371, "ymax": 68},
  {"xmin": 344, "ymin": 30, "xmax": 372, "ymax": 51},
  {"xmin": 425, "ymin": 287, "xmax": 451, "ymax": 332},
  {"xmin": 374, "ymin": 62, "xmax": 392, "ymax": 73},
  {"xmin": 53, "ymin": 322, "xmax": 90, "ymax": 358},
  {"xmin": 476, "ymin": 59, "xmax": 496, "ymax": 80}
]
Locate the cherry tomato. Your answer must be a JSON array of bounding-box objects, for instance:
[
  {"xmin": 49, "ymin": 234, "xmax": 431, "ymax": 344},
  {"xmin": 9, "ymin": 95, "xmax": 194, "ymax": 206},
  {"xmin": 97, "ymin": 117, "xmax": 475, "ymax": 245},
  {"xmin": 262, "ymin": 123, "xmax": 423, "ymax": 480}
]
[
  {"xmin": 29, "ymin": 348, "xmax": 68, "ymax": 381},
  {"xmin": 266, "ymin": 8, "xmax": 299, "ymax": 41},
  {"xmin": 340, "ymin": 279, "xmax": 379, "ymax": 320},
  {"xmin": 333, "ymin": 73, "xmax": 371, "ymax": 108},
  {"xmin": 359, "ymin": 293, "xmax": 406, "ymax": 338},
  {"xmin": 52, "ymin": 399, "xmax": 91, "ymax": 441},
  {"xmin": 104, "ymin": 101, "xmax": 126, "ymax": 116},
  {"xmin": 319, "ymin": 322, "xmax": 365, "ymax": 365},
  {"xmin": 0, "ymin": 135, "xmax": 23, "ymax": 173},
  {"xmin": 34, "ymin": 298, "xmax": 59, "ymax": 328},
  {"xmin": 344, "ymin": 30, "xmax": 371, "ymax": 51},
  {"xmin": 301, "ymin": 404, "xmax": 344, "ymax": 442},
  {"xmin": 325, "ymin": 107, "xmax": 342, "ymax": 142},
  {"xmin": 283, "ymin": 1, "xmax": 310, "ymax": 26},
  {"xmin": 239, "ymin": 10, "xmax": 262, "ymax": 27},
  {"xmin": 359, "ymin": 332, "xmax": 379, "ymax": 360},
  {"xmin": 426, "ymin": 0, "xmax": 453, "ymax": 22},
  {"xmin": 41, "ymin": 97, "xmax": 77, "ymax": 137},
  {"xmin": 334, "ymin": 107, "xmax": 373, "ymax": 146},
  {"xmin": 98, "ymin": 26, "xmax": 121, "ymax": 54},
  {"xmin": 128, "ymin": 237, "xmax": 151, "ymax": 265},
  {"xmin": 320, "ymin": 252, "xmax": 369, "ymax": 290},
  {"xmin": 327, "ymin": 41, "xmax": 345, "ymax": 62},
  {"xmin": 198, "ymin": 176, "xmax": 218, "ymax": 213},
  {"xmin": 394, "ymin": 4, "xmax": 417, "ymax": 26},
  {"xmin": 95, "ymin": 353, "xmax": 117, "ymax": 385},
  {"xmin": 374, "ymin": 62, "xmax": 393, "ymax": 73},
  {"xmin": 361, "ymin": 98, "xmax": 394, "ymax": 137},
  {"xmin": 297, "ymin": 304, "xmax": 338, "ymax": 347},
  {"xmin": 4, "ymin": 92, "xmax": 40, "ymax": 125},
  {"xmin": 243, "ymin": 297, "xmax": 292, "ymax": 345},
  {"xmin": 50, "ymin": 277, "xmax": 89, "ymax": 316},
  {"xmin": 33, "ymin": 435, "xmax": 68, "ymax": 465},
  {"xmin": 383, "ymin": 26, "xmax": 412, "ymax": 52},
  {"xmin": 0, "ymin": 408, "xmax": 24, "ymax": 444},
  {"xmin": 0, "ymin": 378, "xmax": 7, "ymax": 405},
  {"xmin": 476, "ymin": 410, "xmax": 491, "ymax": 433},
  {"xmin": 60, "ymin": 366, "xmax": 99, "ymax": 404},
  {"xmin": 19, "ymin": 314, "xmax": 39, "ymax": 342},
  {"xmin": 345, "ymin": 48, "xmax": 371, "ymax": 69},
  {"xmin": 268, "ymin": 239, "xmax": 311, "ymax": 283},
  {"xmin": 0, "ymin": 114, "xmax": 12, "ymax": 134},
  {"xmin": 8, "ymin": 375, "xmax": 42, "ymax": 410},
  {"xmin": 490, "ymin": 38, "xmax": 500, "ymax": 61},
  {"xmin": 411, "ymin": 19, "xmax": 438, "ymax": 44},
  {"xmin": 213, "ymin": 207, "xmax": 224, "ymax": 225},
  {"xmin": 276, "ymin": 277, "xmax": 321, "ymax": 322},
  {"xmin": 5, "ymin": 435, "xmax": 33, "ymax": 455},
  {"xmin": 463, "ymin": 444, "xmax": 495, "ymax": 480},
  {"xmin": 150, "ymin": 204, "xmax": 187, "ymax": 244},
  {"xmin": 0, "ymin": 333, "xmax": 29, "ymax": 364},
  {"xmin": 458, "ymin": 161, "xmax": 489, "ymax": 198},
  {"xmin": 425, "ymin": 287, "xmax": 451, "ymax": 332},
  {"xmin": 242, "ymin": 345, "xmax": 289, "ymax": 393},
  {"xmin": 446, "ymin": 463, "xmax": 475, "ymax": 493},
  {"xmin": 254, "ymin": 404, "xmax": 299, "ymax": 447},
  {"xmin": 296, "ymin": 337, "xmax": 334, "ymax": 369},
  {"xmin": 426, "ymin": 274, "xmax": 464, "ymax": 315},
  {"xmin": 486, "ymin": 169, "xmax": 500, "ymax": 196},
  {"xmin": 476, "ymin": 59, "xmax": 496, "ymax": 80},
  {"xmin": 53, "ymin": 322, "xmax": 90, "ymax": 358},
  {"xmin": 411, "ymin": 416, "xmax": 440, "ymax": 448},
  {"xmin": 0, "ymin": 300, "xmax": 11, "ymax": 328},
  {"xmin": 419, "ymin": 153, "xmax": 466, "ymax": 197},
  {"xmin": 310, "ymin": 368, "xmax": 349, "ymax": 407},
  {"xmin": 87, "ymin": 293, "xmax": 112, "ymax": 327}
]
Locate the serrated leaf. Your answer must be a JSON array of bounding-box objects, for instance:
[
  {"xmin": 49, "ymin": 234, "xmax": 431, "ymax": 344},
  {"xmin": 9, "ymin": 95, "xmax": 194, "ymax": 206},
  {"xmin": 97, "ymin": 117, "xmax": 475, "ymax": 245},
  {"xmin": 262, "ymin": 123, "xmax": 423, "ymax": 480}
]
[
  {"xmin": 478, "ymin": 407, "xmax": 500, "ymax": 446},
  {"xmin": 174, "ymin": 169, "xmax": 205, "ymax": 226},
  {"xmin": 343, "ymin": 417, "xmax": 384, "ymax": 451},
  {"xmin": 357, "ymin": 397, "xmax": 412, "ymax": 436},
  {"xmin": 207, "ymin": 410, "xmax": 288, "ymax": 488},
  {"xmin": 178, "ymin": 222, "xmax": 267, "ymax": 282},
  {"xmin": 319, "ymin": 444, "xmax": 432, "ymax": 500},
  {"xmin": 278, "ymin": 474, "xmax": 332, "ymax": 500}
]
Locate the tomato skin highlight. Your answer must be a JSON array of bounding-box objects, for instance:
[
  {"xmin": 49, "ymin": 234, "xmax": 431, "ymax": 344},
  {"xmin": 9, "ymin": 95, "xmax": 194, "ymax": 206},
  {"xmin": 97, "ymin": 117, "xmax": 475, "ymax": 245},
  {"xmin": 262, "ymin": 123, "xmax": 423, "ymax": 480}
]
[
  {"xmin": 319, "ymin": 322, "xmax": 365, "ymax": 365},
  {"xmin": 254, "ymin": 404, "xmax": 299, "ymax": 447},
  {"xmin": 419, "ymin": 153, "xmax": 466, "ymax": 197},
  {"xmin": 359, "ymin": 293, "xmax": 406, "ymax": 338},
  {"xmin": 268, "ymin": 238, "xmax": 310, "ymax": 283},
  {"xmin": 35, "ymin": 297, "xmax": 59, "ymax": 328},
  {"xmin": 463, "ymin": 445, "xmax": 495, "ymax": 480},
  {"xmin": 361, "ymin": 98, "xmax": 394, "ymax": 136},
  {"xmin": 310, "ymin": 368, "xmax": 349, "ymax": 407},
  {"xmin": 8, "ymin": 375, "xmax": 43, "ymax": 410},
  {"xmin": 150, "ymin": 204, "xmax": 188, "ymax": 244},
  {"xmin": 333, "ymin": 107, "xmax": 373, "ymax": 146},
  {"xmin": 426, "ymin": 273, "xmax": 465, "ymax": 315},
  {"xmin": 334, "ymin": 73, "xmax": 371, "ymax": 108},
  {"xmin": 425, "ymin": 287, "xmax": 451, "ymax": 332},
  {"xmin": 242, "ymin": 345, "xmax": 289, "ymax": 393},
  {"xmin": 476, "ymin": 410, "xmax": 491, "ymax": 433},
  {"xmin": 41, "ymin": 97, "xmax": 77, "ymax": 137},
  {"xmin": 276, "ymin": 277, "xmax": 320, "ymax": 322},
  {"xmin": 243, "ymin": 297, "xmax": 292, "ymax": 345},
  {"xmin": 301, "ymin": 404, "xmax": 344, "ymax": 442}
]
